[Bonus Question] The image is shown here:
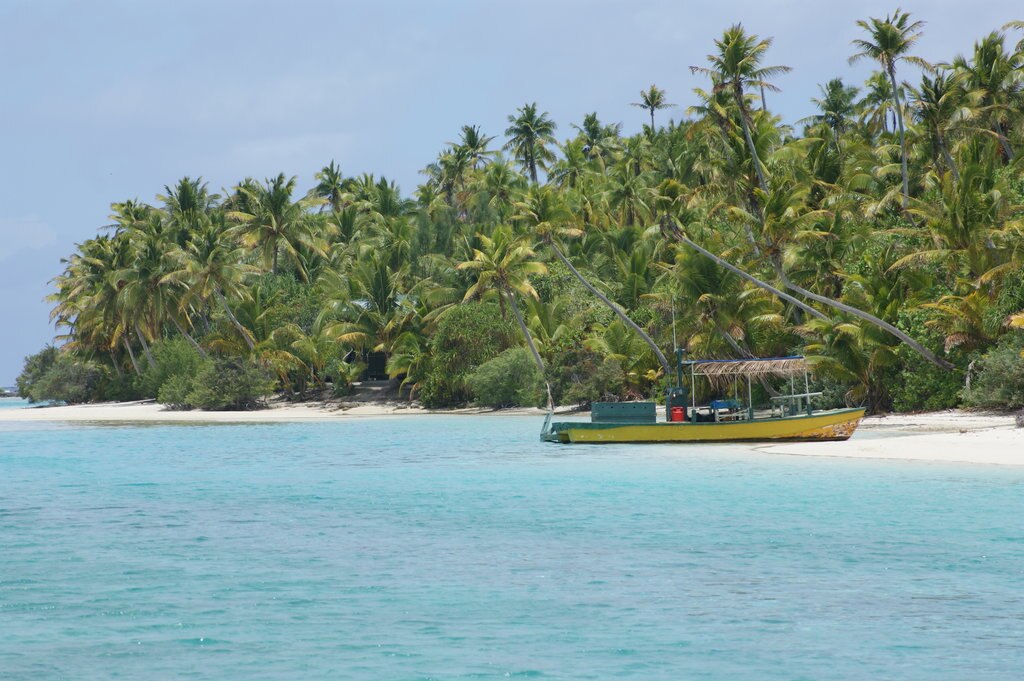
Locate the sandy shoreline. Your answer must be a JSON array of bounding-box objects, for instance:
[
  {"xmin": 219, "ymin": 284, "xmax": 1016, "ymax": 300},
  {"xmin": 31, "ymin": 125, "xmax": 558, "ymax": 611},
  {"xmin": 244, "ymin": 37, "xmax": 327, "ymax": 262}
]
[
  {"xmin": 0, "ymin": 399, "xmax": 561, "ymax": 423},
  {"xmin": 2, "ymin": 401, "xmax": 1022, "ymax": 466}
]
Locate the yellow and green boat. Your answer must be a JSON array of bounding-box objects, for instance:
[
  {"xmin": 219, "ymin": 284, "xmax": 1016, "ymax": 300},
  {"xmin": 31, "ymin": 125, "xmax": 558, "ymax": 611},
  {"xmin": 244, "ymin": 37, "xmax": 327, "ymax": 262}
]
[{"xmin": 541, "ymin": 356, "xmax": 865, "ymax": 444}]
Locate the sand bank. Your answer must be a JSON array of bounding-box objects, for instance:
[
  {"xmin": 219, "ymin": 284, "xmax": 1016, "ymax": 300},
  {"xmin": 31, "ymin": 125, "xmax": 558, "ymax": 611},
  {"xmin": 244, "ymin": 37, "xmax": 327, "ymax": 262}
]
[{"xmin": 0, "ymin": 399, "xmax": 554, "ymax": 423}]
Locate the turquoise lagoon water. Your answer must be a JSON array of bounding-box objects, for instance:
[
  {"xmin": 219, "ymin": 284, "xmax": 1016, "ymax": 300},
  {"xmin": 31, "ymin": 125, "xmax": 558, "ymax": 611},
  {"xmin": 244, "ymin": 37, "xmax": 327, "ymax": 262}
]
[{"xmin": 1, "ymin": 414, "xmax": 1022, "ymax": 680}]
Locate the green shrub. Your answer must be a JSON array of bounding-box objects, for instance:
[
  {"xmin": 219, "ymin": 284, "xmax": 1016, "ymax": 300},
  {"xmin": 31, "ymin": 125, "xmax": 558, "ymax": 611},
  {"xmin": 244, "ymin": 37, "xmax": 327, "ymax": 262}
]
[
  {"xmin": 16, "ymin": 346, "xmax": 60, "ymax": 401},
  {"xmin": 546, "ymin": 327, "xmax": 627, "ymax": 406},
  {"xmin": 889, "ymin": 348, "xmax": 964, "ymax": 412},
  {"xmin": 964, "ymin": 332, "xmax": 1024, "ymax": 409},
  {"xmin": 138, "ymin": 338, "xmax": 204, "ymax": 398},
  {"xmin": 185, "ymin": 358, "xmax": 276, "ymax": 410},
  {"xmin": 467, "ymin": 347, "xmax": 542, "ymax": 407},
  {"xmin": 331, "ymin": 360, "xmax": 365, "ymax": 397},
  {"xmin": 419, "ymin": 303, "xmax": 516, "ymax": 407},
  {"xmin": 156, "ymin": 374, "xmax": 194, "ymax": 409},
  {"xmin": 22, "ymin": 352, "xmax": 105, "ymax": 404}
]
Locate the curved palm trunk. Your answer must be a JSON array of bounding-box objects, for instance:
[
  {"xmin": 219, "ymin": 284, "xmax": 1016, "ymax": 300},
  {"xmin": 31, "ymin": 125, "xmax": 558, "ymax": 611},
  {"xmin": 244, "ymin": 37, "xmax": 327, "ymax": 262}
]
[
  {"xmin": 994, "ymin": 120, "xmax": 1015, "ymax": 161},
  {"xmin": 938, "ymin": 136, "xmax": 961, "ymax": 183},
  {"xmin": 664, "ymin": 226, "xmax": 828, "ymax": 321},
  {"xmin": 504, "ymin": 288, "xmax": 554, "ymax": 413},
  {"xmin": 773, "ymin": 266, "xmax": 955, "ymax": 370},
  {"xmin": 109, "ymin": 350, "xmax": 124, "ymax": 379},
  {"xmin": 215, "ymin": 288, "xmax": 255, "ymax": 351},
  {"xmin": 549, "ymin": 242, "xmax": 672, "ymax": 379},
  {"xmin": 170, "ymin": 315, "xmax": 208, "ymax": 359},
  {"xmin": 888, "ymin": 69, "xmax": 910, "ymax": 210},
  {"xmin": 123, "ymin": 337, "xmax": 142, "ymax": 377},
  {"xmin": 734, "ymin": 83, "xmax": 769, "ymax": 194},
  {"xmin": 134, "ymin": 321, "xmax": 155, "ymax": 367}
]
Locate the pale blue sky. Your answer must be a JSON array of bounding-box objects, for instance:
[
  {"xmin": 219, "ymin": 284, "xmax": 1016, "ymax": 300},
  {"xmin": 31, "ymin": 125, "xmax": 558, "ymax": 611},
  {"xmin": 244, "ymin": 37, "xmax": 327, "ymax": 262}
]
[{"xmin": 1, "ymin": 0, "xmax": 1018, "ymax": 384}]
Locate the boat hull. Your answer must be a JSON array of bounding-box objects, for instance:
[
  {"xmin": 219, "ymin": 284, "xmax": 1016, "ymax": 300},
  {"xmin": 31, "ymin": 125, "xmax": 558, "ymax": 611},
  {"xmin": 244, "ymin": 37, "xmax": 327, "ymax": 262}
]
[{"xmin": 543, "ymin": 408, "xmax": 865, "ymax": 444}]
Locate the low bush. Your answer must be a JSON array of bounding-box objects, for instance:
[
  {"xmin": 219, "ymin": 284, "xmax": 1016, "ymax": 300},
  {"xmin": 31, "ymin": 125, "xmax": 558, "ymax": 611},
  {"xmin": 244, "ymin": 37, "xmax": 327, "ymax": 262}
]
[
  {"xmin": 963, "ymin": 332, "xmax": 1024, "ymax": 409},
  {"xmin": 418, "ymin": 303, "xmax": 516, "ymax": 407},
  {"xmin": 138, "ymin": 338, "xmax": 204, "ymax": 398},
  {"xmin": 155, "ymin": 358, "xmax": 275, "ymax": 410},
  {"xmin": 16, "ymin": 346, "xmax": 60, "ymax": 401},
  {"xmin": 467, "ymin": 347, "xmax": 542, "ymax": 408},
  {"xmin": 17, "ymin": 347, "xmax": 106, "ymax": 404}
]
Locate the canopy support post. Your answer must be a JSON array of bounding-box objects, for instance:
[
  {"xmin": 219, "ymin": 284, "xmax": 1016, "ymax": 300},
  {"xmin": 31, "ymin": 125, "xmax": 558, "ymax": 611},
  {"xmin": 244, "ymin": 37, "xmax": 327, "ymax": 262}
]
[{"xmin": 747, "ymin": 374, "xmax": 753, "ymax": 421}]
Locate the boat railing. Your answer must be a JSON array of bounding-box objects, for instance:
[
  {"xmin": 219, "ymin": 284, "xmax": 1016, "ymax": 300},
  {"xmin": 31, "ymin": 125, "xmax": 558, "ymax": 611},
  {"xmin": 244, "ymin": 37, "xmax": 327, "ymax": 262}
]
[{"xmin": 770, "ymin": 391, "xmax": 823, "ymax": 417}]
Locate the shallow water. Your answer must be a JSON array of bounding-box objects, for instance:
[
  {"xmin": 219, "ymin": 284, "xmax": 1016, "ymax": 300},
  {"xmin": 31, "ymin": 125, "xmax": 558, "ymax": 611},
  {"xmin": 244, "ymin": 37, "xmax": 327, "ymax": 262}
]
[
  {"xmin": 1, "ymin": 416, "xmax": 1022, "ymax": 680},
  {"xmin": 0, "ymin": 397, "xmax": 30, "ymax": 409}
]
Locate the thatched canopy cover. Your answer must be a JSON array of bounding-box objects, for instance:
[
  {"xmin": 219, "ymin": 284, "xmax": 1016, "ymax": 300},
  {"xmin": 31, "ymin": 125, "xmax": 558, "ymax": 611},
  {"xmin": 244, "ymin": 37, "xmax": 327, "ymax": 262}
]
[{"xmin": 691, "ymin": 356, "xmax": 807, "ymax": 384}]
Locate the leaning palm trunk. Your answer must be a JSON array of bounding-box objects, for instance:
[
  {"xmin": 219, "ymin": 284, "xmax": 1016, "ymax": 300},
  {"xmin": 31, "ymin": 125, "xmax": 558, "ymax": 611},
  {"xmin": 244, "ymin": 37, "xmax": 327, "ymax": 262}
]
[
  {"xmin": 548, "ymin": 242, "xmax": 672, "ymax": 380},
  {"xmin": 772, "ymin": 265, "xmax": 955, "ymax": 370},
  {"xmin": 170, "ymin": 316, "xmax": 208, "ymax": 359},
  {"xmin": 109, "ymin": 350, "xmax": 124, "ymax": 379},
  {"xmin": 938, "ymin": 136, "xmax": 961, "ymax": 183},
  {"xmin": 504, "ymin": 288, "xmax": 554, "ymax": 413},
  {"xmin": 661, "ymin": 217, "xmax": 953, "ymax": 370},
  {"xmin": 214, "ymin": 288, "xmax": 255, "ymax": 351},
  {"xmin": 994, "ymin": 120, "xmax": 1015, "ymax": 161},
  {"xmin": 134, "ymin": 321, "xmax": 155, "ymax": 367},
  {"xmin": 123, "ymin": 337, "xmax": 142, "ymax": 376},
  {"xmin": 888, "ymin": 69, "xmax": 910, "ymax": 209},
  {"xmin": 661, "ymin": 222, "xmax": 828, "ymax": 321},
  {"xmin": 734, "ymin": 84, "xmax": 769, "ymax": 195}
]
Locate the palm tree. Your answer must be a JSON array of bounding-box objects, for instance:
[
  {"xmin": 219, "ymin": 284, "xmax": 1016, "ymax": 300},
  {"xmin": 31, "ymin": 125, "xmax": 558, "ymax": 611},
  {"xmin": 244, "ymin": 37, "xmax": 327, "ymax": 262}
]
[
  {"xmin": 513, "ymin": 185, "xmax": 672, "ymax": 381},
  {"xmin": 858, "ymin": 71, "xmax": 899, "ymax": 134},
  {"xmin": 310, "ymin": 161, "xmax": 348, "ymax": 213},
  {"xmin": 692, "ymin": 24, "xmax": 791, "ymax": 195},
  {"xmin": 166, "ymin": 218, "xmax": 258, "ymax": 350},
  {"xmin": 504, "ymin": 103, "xmax": 558, "ymax": 183},
  {"xmin": 808, "ymin": 78, "xmax": 859, "ymax": 142},
  {"xmin": 850, "ymin": 10, "xmax": 928, "ymax": 209},
  {"xmin": 227, "ymin": 173, "xmax": 325, "ymax": 279},
  {"xmin": 457, "ymin": 227, "xmax": 553, "ymax": 410},
  {"xmin": 950, "ymin": 31, "xmax": 1022, "ymax": 161},
  {"xmin": 631, "ymin": 85, "xmax": 675, "ymax": 130},
  {"xmin": 909, "ymin": 71, "xmax": 965, "ymax": 182},
  {"xmin": 452, "ymin": 125, "xmax": 496, "ymax": 169}
]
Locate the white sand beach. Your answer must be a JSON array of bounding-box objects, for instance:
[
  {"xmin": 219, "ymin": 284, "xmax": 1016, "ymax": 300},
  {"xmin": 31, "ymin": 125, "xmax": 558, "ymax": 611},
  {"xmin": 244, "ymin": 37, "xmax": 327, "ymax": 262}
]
[
  {"xmin": 0, "ymin": 399, "xmax": 554, "ymax": 423},
  {"xmin": 761, "ymin": 410, "xmax": 1024, "ymax": 466},
  {"xmin": 2, "ymin": 401, "xmax": 1021, "ymax": 466}
]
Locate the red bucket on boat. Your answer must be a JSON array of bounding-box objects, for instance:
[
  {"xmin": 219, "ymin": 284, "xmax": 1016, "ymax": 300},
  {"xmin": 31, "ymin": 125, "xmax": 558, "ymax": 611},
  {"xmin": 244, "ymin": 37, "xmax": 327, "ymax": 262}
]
[{"xmin": 670, "ymin": 406, "xmax": 686, "ymax": 422}]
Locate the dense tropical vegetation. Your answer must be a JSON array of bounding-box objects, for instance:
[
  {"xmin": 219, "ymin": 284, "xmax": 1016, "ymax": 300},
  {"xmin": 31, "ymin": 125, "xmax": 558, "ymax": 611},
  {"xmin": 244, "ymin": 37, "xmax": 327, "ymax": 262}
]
[{"xmin": 21, "ymin": 14, "xmax": 1024, "ymax": 412}]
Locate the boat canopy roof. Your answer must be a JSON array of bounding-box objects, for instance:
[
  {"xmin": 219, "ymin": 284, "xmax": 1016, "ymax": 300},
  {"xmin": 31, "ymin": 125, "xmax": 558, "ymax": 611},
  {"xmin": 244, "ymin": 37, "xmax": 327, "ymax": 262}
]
[{"xmin": 691, "ymin": 356, "xmax": 807, "ymax": 382}]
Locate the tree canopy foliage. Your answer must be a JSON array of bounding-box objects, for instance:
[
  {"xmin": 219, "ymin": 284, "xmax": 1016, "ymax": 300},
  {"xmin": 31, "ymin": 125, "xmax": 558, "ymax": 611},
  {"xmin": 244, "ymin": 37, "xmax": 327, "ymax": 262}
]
[{"xmin": 28, "ymin": 14, "xmax": 1024, "ymax": 412}]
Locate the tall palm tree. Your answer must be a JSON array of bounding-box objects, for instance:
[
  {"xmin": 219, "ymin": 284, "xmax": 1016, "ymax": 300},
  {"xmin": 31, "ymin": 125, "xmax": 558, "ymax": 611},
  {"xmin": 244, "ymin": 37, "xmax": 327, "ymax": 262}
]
[
  {"xmin": 457, "ymin": 227, "xmax": 553, "ymax": 410},
  {"xmin": 631, "ymin": 84, "xmax": 675, "ymax": 130},
  {"xmin": 227, "ymin": 173, "xmax": 325, "ymax": 279},
  {"xmin": 909, "ymin": 71, "xmax": 965, "ymax": 182},
  {"xmin": 692, "ymin": 24, "xmax": 791, "ymax": 195},
  {"xmin": 808, "ymin": 78, "xmax": 859, "ymax": 141},
  {"xmin": 504, "ymin": 103, "xmax": 558, "ymax": 183},
  {"xmin": 452, "ymin": 124, "xmax": 496, "ymax": 169},
  {"xmin": 850, "ymin": 10, "xmax": 928, "ymax": 209},
  {"xmin": 951, "ymin": 31, "xmax": 1022, "ymax": 161},
  {"xmin": 310, "ymin": 161, "xmax": 348, "ymax": 213}
]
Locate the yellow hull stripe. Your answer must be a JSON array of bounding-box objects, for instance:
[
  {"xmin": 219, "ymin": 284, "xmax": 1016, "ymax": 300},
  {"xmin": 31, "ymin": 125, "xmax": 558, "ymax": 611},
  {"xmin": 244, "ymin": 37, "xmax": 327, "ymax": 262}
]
[{"xmin": 562, "ymin": 409, "xmax": 865, "ymax": 444}]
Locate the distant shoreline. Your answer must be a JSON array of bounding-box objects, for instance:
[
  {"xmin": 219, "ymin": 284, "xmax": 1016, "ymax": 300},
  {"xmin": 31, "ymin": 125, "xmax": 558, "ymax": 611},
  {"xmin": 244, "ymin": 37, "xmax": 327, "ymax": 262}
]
[
  {"xmin": 1, "ymin": 401, "xmax": 1021, "ymax": 466},
  {"xmin": 0, "ymin": 398, "xmax": 561, "ymax": 423}
]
